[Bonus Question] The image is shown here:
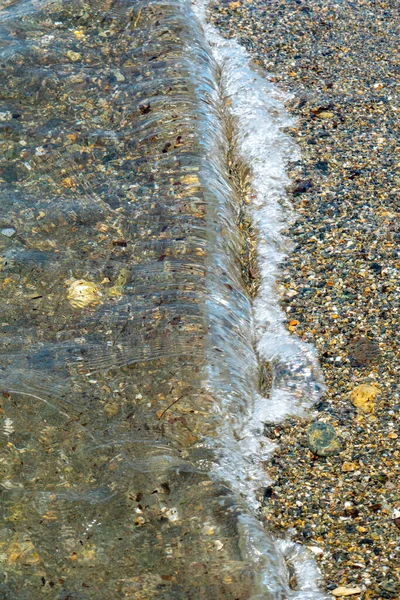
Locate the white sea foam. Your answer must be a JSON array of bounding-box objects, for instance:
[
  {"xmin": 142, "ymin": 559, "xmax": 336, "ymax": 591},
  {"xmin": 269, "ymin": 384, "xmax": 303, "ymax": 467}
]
[
  {"xmin": 193, "ymin": 0, "xmax": 324, "ymax": 423},
  {"xmin": 192, "ymin": 0, "xmax": 329, "ymax": 597}
]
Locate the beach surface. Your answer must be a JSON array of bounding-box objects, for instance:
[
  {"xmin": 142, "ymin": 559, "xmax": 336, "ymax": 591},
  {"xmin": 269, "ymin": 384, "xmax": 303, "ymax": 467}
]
[{"xmin": 209, "ymin": 1, "xmax": 400, "ymax": 598}]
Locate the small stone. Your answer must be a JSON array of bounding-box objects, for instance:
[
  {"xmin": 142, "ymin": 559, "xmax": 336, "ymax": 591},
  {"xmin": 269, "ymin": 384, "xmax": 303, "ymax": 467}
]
[
  {"xmin": 350, "ymin": 384, "xmax": 380, "ymax": 413},
  {"xmin": 181, "ymin": 174, "xmax": 199, "ymax": 185},
  {"xmin": 66, "ymin": 50, "xmax": 81, "ymax": 62},
  {"xmin": 1, "ymin": 228, "xmax": 15, "ymax": 237},
  {"xmin": 308, "ymin": 545, "xmax": 324, "ymax": 555},
  {"xmin": 317, "ymin": 111, "xmax": 335, "ymax": 119},
  {"xmin": 292, "ymin": 179, "xmax": 312, "ymax": 195},
  {"xmin": 0, "ymin": 111, "xmax": 12, "ymax": 121},
  {"xmin": 69, "ymin": 74, "xmax": 85, "ymax": 84},
  {"xmin": 286, "ymin": 289, "xmax": 298, "ymax": 298},
  {"xmin": 62, "ymin": 176, "xmax": 75, "ymax": 188},
  {"xmin": 332, "ymin": 587, "xmax": 362, "ymax": 597},
  {"xmin": 307, "ymin": 422, "xmax": 341, "ymax": 456},
  {"xmin": 385, "ymin": 481, "xmax": 396, "ymax": 490},
  {"xmin": 114, "ymin": 71, "xmax": 125, "ymax": 82},
  {"xmin": 347, "ymin": 336, "xmax": 381, "ymax": 367},
  {"xmin": 67, "ymin": 280, "xmax": 101, "ymax": 308},
  {"xmin": 378, "ymin": 578, "xmax": 399, "ymax": 599},
  {"xmin": 342, "ymin": 461, "xmax": 357, "ymax": 472}
]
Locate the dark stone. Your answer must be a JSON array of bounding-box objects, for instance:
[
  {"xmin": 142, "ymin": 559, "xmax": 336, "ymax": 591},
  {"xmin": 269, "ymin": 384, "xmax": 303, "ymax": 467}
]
[
  {"xmin": 263, "ymin": 486, "xmax": 274, "ymax": 501},
  {"xmin": 0, "ymin": 165, "xmax": 18, "ymax": 183},
  {"xmin": 315, "ymin": 400, "xmax": 329, "ymax": 411},
  {"xmin": 315, "ymin": 160, "xmax": 329, "ymax": 173},
  {"xmin": 332, "ymin": 550, "xmax": 349, "ymax": 562},
  {"xmin": 347, "ymin": 336, "xmax": 381, "ymax": 367},
  {"xmin": 40, "ymin": 117, "xmax": 65, "ymax": 133},
  {"xmin": 301, "ymin": 525, "xmax": 313, "ymax": 539},
  {"xmin": 378, "ymin": 579, "xmax": 399, "ymax": 599},
  {"xmin": 369, "ymin": 262, "xmax": 382, "ymax": 273},
  {"xmin": 139, "ymin": 103, "xmax": 151, "ymax": 114},
  {"xmin": 292, "ymin": 179, "xmax": 313, "ymax": 195}
]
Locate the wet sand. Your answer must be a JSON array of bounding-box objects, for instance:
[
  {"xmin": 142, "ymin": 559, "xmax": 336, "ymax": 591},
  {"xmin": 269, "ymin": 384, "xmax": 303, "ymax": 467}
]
[{"xmin": 209, "ymin": 0, "xmax": 400, "ymax": 598}]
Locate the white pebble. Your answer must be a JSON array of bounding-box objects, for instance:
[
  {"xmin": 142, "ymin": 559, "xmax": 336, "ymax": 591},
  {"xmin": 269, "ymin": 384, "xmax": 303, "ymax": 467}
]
[{"xmin": 1, "ymin": 228, "xmax": 15, "ymax": 237}]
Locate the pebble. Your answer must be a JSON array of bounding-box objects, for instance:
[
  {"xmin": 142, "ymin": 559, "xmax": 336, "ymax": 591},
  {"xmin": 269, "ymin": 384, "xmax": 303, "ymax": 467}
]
[
  {"xmin": 378, "ymin": 579, "xmax": 399, "ymax": 599},
  {"xmin": 114, "ymin": 71, "xmax": 125, "ymax": 82},
  {"xmin": 350, "ymin": 384, "xmax": 380, "ymax": 414},
  {"xmin": 307, "ymin": 422, "xmax": 341, "ymax": 456},
  {"xmin": 65, "ymin": 50, "xmax": 81, "ymax": 62},
  {"xmin": 309, "ymin": 545, "xmax": 324, "ymax": 555},
  {"xmin": 341, "ymin": 461, "xmax": 357, "ymax": 473},
  {"xmin": 316, "ymin": 111, "xmax": 335, "ymax": 119},
  {"xmin": 348, "ymin": 338, "xmax": 381, "ymax": 368},
  {"xmin": 332, "ymin": 587, "xmax": 362, "ymax": 597},
  {"xmin": 1, "ymin": 228, "xmax": 16, "ymax": 237},
  {"xmin": 0, "ymin": 111, "xmax": 12, "ymax": 121},
  {"xmin": 66, "ymin": 279, "xmax": 101, "ymax": 309}
]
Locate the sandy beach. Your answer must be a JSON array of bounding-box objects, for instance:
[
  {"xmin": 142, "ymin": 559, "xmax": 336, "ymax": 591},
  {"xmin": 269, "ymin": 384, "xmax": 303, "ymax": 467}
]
[{"xmin": 209, "ymin": 0, "xmax": 400, "ymax": 598}]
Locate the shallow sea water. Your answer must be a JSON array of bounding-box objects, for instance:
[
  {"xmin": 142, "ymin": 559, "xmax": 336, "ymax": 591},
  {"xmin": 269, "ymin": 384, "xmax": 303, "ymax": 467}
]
[{"xmin": 0, "ymin": 0, "xmax": 326, "ymax": 597}]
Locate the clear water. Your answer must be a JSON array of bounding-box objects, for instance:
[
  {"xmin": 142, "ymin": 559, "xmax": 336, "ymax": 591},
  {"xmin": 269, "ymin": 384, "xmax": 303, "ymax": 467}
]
[{"xmin": 0, "ymin": 0, "xmax": 327, "ymax": 597}]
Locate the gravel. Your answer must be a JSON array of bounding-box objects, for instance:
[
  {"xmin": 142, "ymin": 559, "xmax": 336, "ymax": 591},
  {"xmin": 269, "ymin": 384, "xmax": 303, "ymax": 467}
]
[{"xmin": 209, "ymin": 1, "xmax": 400, "ymax": 597}]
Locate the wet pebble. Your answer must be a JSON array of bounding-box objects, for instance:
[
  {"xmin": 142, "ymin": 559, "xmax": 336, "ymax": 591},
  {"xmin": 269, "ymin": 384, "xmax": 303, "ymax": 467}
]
[
  {"xmin": 348, "ymin": 337, "xmax": 381, "ymax": 368},
  {"xmin": 307, "ymin": 421, "xmax": 341, "ymax": 456},
  {"xmin": 1, "ymin": 228, "xmax": 16, "ymax": 237},
  {"xmin": 350, "ymin": 384, "xmax": 380, "ymax": 414},
  {"xmin": 332, "ymin": 587, "xmax": 362, "ymax": 597}
]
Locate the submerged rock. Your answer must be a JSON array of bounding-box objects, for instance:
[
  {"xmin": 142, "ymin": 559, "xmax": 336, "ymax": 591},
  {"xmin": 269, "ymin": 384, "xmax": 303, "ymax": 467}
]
[
  {"xmin": 307, "ymin": 421, "xmax": 341, "ymax": 456},
  {"xmin": 66, "ymin": 279, "xmax": 101, "ymax": 308}
]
